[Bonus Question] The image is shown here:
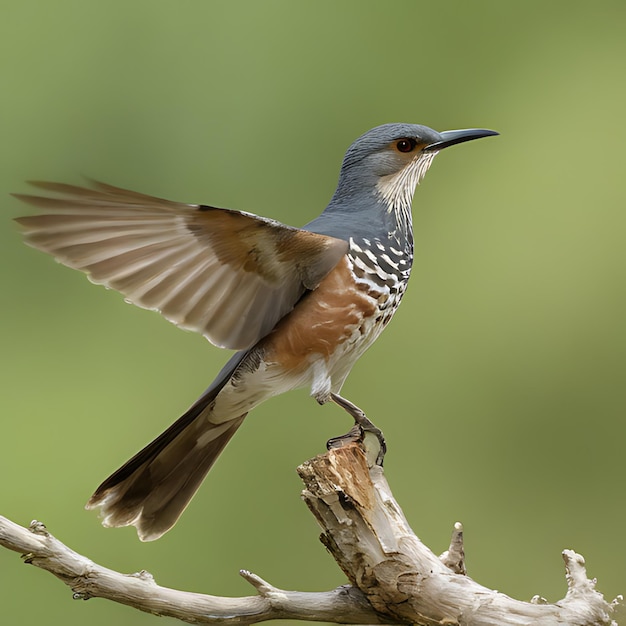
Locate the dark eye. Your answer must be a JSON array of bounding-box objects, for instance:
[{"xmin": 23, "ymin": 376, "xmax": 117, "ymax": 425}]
[{"xmin": 396, "ymin": 138, "xmax": 416, "ymax": 153}]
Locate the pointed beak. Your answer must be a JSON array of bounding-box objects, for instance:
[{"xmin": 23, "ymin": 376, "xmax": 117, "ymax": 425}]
[{"xmin": 425, "ymin": 128, "xmax": 499, "ymax": 152}]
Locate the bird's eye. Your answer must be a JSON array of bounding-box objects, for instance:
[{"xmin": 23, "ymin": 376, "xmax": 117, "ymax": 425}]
[{"xmin": 396, "ymin": 138, "xmax": 416, "ymax": 153}]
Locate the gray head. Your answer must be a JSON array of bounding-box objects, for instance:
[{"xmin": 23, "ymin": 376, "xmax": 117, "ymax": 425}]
[{"xmin": 328, "ymin": 123, "xmax": 498, "ymax": 212}]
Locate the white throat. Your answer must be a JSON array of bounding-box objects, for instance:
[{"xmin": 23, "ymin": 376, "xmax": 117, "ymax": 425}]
[{"xmin": 375, "ymin": 151, "xmax": 438, "ymax": 212}]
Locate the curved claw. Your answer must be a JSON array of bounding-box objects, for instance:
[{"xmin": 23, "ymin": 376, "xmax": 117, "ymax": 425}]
[{"xmin": 328, "ymin": 393, "xmax": 386, "ymax": 467}]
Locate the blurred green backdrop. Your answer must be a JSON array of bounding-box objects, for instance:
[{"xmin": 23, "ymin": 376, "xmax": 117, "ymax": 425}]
[{"xmin": 1, "ymin": 1, "xmax": 625, "ymax": 624}]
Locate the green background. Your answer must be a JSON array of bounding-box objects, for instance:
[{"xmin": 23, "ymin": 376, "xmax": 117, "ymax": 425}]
[{"xmin": 1, "ymin": 1, "xmax": 625, "ymax": 624}]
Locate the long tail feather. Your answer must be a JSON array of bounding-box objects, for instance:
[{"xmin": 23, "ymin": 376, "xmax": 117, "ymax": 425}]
[
  {"xmin": 87, "ymin": 403, "xmax": 245, "ymax": 541},
  {"xmin": 87, "ymin": 351, "xmax": 250, "ymax": 541}
]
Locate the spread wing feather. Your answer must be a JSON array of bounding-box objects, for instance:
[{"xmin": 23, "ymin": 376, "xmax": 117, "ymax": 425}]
[{"xmin": 14, "ymin": 181, "xmax": 348, "ymax": 350}]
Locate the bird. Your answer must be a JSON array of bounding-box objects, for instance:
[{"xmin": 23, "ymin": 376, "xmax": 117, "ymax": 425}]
[{"xmin": 14, "ymin": 122, "xmax": 498, "ymax": 541}]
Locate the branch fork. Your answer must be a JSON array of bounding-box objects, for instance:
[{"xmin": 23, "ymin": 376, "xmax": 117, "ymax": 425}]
[{"xmin": 0, "ymin": 444, "xmax": 621, "ymax": 625}]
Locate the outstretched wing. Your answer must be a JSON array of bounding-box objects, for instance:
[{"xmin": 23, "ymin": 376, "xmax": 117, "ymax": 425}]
[{"xmin": 14, "ymin": 181, "xmax": 348, "ymax": 350}]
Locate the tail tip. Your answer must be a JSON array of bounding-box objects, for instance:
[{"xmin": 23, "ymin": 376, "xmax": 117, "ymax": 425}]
[{"xmin": 85, "ymin": 490, "xmax": 167, "ymax": 542}]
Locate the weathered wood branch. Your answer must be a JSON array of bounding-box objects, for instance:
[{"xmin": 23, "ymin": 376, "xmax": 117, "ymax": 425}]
[
  {"xmin": 0, "ymin": 444, "xmax": 621, "ymax": 625},
  {"xmin": 300, "ymin": 445, "xmax": 621, "ymax": 625},
  {"xmin": 0, "ymin": 515, "xmax": 380, "ymax": 624}
]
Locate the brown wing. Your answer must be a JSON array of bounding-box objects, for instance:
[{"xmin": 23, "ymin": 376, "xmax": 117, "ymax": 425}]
[{"xmin": 14, "ymin": 181, "xmax": 348, "ymax": 350}]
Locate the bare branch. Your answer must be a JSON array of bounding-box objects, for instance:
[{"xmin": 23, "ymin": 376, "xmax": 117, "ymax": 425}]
[
  {"xmin": 0, "ymin": 516, "xmax": 382, "ymax": 624},
  {"xmin": 0, "ymin": 444, "xmax": 621, "ymax": 624},
  {"xmin": 298, "ymin": 445, "xmax": 620, "ymax": 626}
]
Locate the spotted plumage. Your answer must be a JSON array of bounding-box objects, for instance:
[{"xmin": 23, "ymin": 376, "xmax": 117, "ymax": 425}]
[{"xmin": 14, "ymin": 123, "xmax": 498, "ymax": 540}]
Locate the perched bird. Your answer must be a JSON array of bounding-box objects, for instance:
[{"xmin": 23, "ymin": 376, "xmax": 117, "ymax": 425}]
[{"xmin": 15, "ymin": 123, "xmax": 498, "ymax": 541}]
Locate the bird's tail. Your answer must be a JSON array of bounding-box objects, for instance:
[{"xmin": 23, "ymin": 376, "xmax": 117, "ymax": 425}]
[
  {"xmin": 86, "ymin": 352, "xmax": 250, "ymax": 541},
  {"xmin": 86, "ymin": 402, "xmax": 245, "ymax": 541}
]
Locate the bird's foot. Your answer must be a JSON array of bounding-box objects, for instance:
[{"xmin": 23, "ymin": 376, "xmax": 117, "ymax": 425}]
[
  {"xmin": 326, "ymin": 424, "xmax": 363, "ymax": 450},
  {"xmin": 327, "ymin": 392, "xmax": 386, "ymax": 467}
]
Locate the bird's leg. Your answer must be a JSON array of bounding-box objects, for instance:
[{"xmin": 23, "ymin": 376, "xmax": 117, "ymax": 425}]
[{"xmin": 326, "ymin": 392, "xmax": 386, "ymax": 466}]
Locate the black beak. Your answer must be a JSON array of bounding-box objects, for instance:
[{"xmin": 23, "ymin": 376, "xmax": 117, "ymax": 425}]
[{"xmin": 425, "ymin": 128, "xmax": 499, "ymax": 152}]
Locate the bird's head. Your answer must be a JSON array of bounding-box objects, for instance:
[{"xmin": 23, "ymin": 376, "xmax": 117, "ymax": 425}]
[{"xmin": 332, "ymin": 123, "xmax": 498, "ymax": 212}]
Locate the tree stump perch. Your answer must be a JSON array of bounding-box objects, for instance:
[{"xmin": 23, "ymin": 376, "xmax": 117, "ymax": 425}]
[{"xmin": 0, "ymin": 443, "xmax": 621, "ymax": 625}]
